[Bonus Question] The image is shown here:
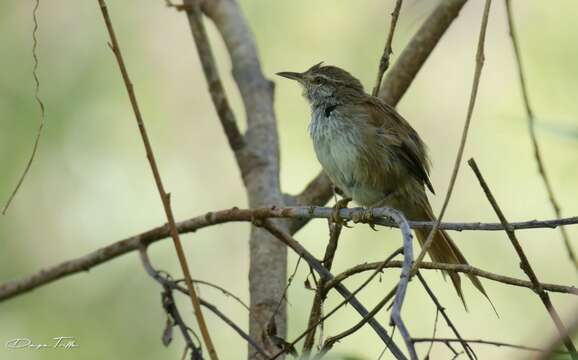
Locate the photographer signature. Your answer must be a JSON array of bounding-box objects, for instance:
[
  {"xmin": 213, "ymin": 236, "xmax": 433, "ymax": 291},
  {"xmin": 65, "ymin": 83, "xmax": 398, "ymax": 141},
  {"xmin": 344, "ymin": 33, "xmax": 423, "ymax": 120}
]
[{"xmin": 5, "ymin": 336, "xmax": 79, "ymax": 350}]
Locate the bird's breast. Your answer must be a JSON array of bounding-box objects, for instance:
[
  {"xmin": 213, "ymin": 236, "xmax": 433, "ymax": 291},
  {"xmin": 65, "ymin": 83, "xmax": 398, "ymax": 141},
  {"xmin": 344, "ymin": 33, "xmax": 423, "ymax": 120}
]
[{"xmin": 309, "ymin": 110, "xmax": 362, "ymax": 196}]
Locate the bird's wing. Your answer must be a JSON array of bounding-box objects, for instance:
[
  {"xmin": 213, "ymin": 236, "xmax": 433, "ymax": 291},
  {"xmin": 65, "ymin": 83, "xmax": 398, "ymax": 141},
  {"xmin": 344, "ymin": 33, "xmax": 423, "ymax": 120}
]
[{"xmin": 365, "ymin": 97, "xmax": 436, "ymax": 194}]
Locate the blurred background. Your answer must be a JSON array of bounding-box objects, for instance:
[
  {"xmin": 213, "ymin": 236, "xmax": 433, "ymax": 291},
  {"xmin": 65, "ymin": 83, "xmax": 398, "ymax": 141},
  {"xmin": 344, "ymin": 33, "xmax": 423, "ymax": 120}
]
[{"xmin": 1, "ymin": 0, "xmax": 577, "ymax": 359}]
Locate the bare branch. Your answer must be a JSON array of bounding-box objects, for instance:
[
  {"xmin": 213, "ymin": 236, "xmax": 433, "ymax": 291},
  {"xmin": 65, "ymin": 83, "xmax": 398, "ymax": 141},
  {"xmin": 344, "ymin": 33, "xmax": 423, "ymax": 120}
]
[
  {"xmin": 417, "ymin": 272, "xmax": 475, "ymax": 360},
  {"xmin": 283, "ymin": 248, "xmax": 403, "ymax": 360},
  {"xmin": 468, "ymin": 158, "xmax": 578, "ymax": 357},
  {"xmin": 140, "ymin": 245, "xmax": 269, "ymax": 358},
  {"xmin": 413, "ymin": 338, "xmax": 569, "ymax": 355},
  {"xmin": 372, "ymin": 0, "xmax": 403, "ymax": 97},
  {"xmin": 504, "ymin": 0, "xmax": 577, "ymax": 271},
  {"xmin": 1, "ymin": 206, "xmax": 577, "ymax": 302},
  {"xmin": 326, "ymin": 260, "xmax": 578, "ymax": 296},
  {"xmin": 96, "ymin": 1, "xmax": 217, "ymax": 357},
  {"xmin": 176, "ymin": 0, "xmax": 287, "ymax": 355},
  {"xmin": 301, "ymin": 221, "xmax": 343, "ymax": 355},
  {"xmin": 413, "ymin": 0, "xmax": 492, "ymax": 277},
  {"xmin": 260, "ymin": 220, "xmax": 406, "ymax": 359}
]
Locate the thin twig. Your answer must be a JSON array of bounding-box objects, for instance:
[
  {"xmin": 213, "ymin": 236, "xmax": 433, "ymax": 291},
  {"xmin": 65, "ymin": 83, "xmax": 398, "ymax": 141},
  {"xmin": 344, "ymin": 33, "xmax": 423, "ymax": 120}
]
[
  {"xmin": 413, "ymin": 338, "xmax": 569, "ymax": 355},
  {"xmin": 468, "ymin": 158, "xmax": 578, "ymax": 359},
  {"xmin": 326, "ymin": 259, "xmax": 578, "ymax": 296},
  {"xmin": 260, "ymin": 220, "xmax": 406, "ymax": 359},
  {"xmin": 412, "ymin": 0, "xmax": 492, "ymax": 278},
  {"xmin": 372, "ymin": 0, "xmax": 403, "ymax": 97},
  {"xmin": 2, "ymin": 206, "xmax": 578, "ymax": 303},
  {"xmin": 316, "ymin": 287, "xmax": 398, "ymax": 358},
  {"xmin": 139, "ymin": 246, "xmax": 269, "ymax": 358},
  {"xmin": 96, "ymin": 1, "xmax": 217, "ymax": 358},
  {"xmin": 302, "ymin": 221, "xmax": 343, "ymax": 355},
  {"xmin": 2, "ymin": 0, "xmax": 46, "ymax": 215},
  {"xmin": 417, "ymin": 272, "xmax": 475, "ymax": 360},
  {"xmin": 139, "ymin": 247, "xmax": 203, "ymax": 358},
  {"xmin": 425, "ymin": 309, "xmax": 440, "ymax": 358},
  {"xmin": 279, "ymin": 247, "xmax": 403, "ymax": 360},
  {"xmin": 504, "ymin": 0, "xmax": 577, "ymax": 271}
]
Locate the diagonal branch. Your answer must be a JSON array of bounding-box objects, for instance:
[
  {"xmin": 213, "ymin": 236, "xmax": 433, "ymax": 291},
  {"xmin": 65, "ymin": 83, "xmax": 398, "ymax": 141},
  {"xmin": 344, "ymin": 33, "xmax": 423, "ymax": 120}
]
[
  {"xmin": 416, "ymin": 272, "xmax": 475, "ymax": 360},
  {"xmin": 468, "ymin": 158, "xmax": 578, "ymax": 358},
  {"xmin": 504, "ymin": 0, "xmax": 577, "ymax": 271},
  {"xmin": 96, "ymin": 1, "xmax": 217, "ymax": 358},
  {"xmin": 412, "ymin": 0, "xmax": 492, "ymax": 277},
  {"xmin": 260, "ymin": 219, "xmax": 406, "ymax": 359}
]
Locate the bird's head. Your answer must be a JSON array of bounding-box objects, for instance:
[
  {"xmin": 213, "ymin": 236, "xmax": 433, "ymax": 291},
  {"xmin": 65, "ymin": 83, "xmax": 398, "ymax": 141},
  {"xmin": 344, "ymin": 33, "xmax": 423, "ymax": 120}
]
[{"xmin": 276, "ymin": 62, "xmax": 364, "ymax": 104}]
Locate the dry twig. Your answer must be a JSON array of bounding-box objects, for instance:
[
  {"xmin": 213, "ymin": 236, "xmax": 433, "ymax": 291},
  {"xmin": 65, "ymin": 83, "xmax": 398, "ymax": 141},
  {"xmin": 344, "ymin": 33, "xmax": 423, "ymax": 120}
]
[
  {"xmin": 2, "ymin": 0, "xmax": 46, "ymax": 215},
  {"xmin": 96, "ymin": 1, "xmax": 217, "ymax": 358},
  {"xmin": 413, "ymin": 0, "xmax": 492, "ymax": 276},
  {"xmin": 504, "ymin": 0, "xmax": 577, "ymax": 271},
  {"xmin": 468, "ymin": 158, "xmax": 578, "ymax": 358},
  {"xmin": 372, "ymin": 0, "xmax": 404, "ymax": 97}
]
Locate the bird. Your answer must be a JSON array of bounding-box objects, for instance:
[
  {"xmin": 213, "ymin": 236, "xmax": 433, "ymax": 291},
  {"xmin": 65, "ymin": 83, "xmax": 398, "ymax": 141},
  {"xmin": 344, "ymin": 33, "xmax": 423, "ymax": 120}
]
[{"xmin": 277, "ymin": 62, "xmax": 489, "ymax": 307}]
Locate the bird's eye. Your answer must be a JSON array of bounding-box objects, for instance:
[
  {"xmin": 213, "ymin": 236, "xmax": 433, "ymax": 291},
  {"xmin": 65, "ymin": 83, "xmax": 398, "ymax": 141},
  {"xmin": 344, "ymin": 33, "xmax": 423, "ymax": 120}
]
[{"xmin": 312, "ymin": 76, "xmax": 323, "ymax": 84}]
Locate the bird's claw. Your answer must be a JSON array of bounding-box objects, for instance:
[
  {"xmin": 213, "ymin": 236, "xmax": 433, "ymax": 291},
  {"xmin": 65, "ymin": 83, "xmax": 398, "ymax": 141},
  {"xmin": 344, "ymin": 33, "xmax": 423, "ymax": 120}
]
[
  {"xmin": 351, "ymin": 208, "xmax": 378, "ymax": 231},
  {"xmin": 330, "ymin": 197, "xmax": 352, "ymax": 227}
]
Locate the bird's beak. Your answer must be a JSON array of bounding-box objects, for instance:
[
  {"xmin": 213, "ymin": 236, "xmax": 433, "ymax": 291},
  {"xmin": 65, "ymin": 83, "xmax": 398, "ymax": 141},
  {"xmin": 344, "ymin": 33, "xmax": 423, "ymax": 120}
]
[{"xmin": 276, "ymin": 71, "xmax": 304, "ymax": 82}]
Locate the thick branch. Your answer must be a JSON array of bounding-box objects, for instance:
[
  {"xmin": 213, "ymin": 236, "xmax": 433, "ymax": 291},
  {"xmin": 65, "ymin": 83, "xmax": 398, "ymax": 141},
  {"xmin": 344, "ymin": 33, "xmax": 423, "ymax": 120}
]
[{"xmin": 179, "ymin": 0, "xmax": 286, "ymax": 357}]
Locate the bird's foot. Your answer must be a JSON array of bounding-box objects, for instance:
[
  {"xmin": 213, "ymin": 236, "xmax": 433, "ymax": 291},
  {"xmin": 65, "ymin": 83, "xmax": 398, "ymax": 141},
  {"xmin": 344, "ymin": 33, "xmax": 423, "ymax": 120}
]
[
  {"xmin": 330, "ymin": 197, "xmax": 352, "ymax": 227},
  {"xmin": 351, "ymin": 208, "xmax": 378, "ymax": 231}
]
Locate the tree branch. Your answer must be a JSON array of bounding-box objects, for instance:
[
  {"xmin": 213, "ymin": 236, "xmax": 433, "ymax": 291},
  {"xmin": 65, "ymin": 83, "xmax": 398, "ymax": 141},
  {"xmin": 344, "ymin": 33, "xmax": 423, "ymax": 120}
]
[
  {"xmin": 372, "ymin": 0, "xmax": 403, "ymax": 97},
  {"xmin": 504, "ymin": 0, "xmax": 577, "ymax": 271},
  {"xmin": 1, "ymin": 206, "xmax": 577, "ymax": 302},
  {"xmin": 177, "ymin": 0, "xmax": 287, "ymax": 356},
  {"xmin": 326, "ymin": 260, "xmax": 578, "ymax": 296},
  {"xmin": 469, "ymin": 158, "xmax": 578, "ymax": 358},
  {"xmin": 96, "ymin": 1, "xmax": 217, "ymax": 358},
  {"xmin": 412, "ymin": 0, "xmax": 492, "ymax": 277}
]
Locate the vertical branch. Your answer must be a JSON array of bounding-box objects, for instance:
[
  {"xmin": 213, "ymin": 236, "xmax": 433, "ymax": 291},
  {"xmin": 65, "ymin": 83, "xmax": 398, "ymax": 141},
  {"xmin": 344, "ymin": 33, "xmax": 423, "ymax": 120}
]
[
  {"xmin": 504, "ymin": 0, "xmax": 577, "ymax": 271},
  {"xmin": 180, "ymin": 1, "xmax": 287, "ymax": 357},
  {"xmin": 372, "ymin": 0, "xmax": 403, "ymax": 97},
  {"xmin": 2, "ymin": 0, "xmax": 46, "ymax": 215},
  {"xmin": 301, "ymin": 222, "xmax": 342, "ymax": 355},
  {"xmin": 96, "ymin": 1, "xmax": 218, "ymax": 359},
  {"xmin": 468, "ymin": 158, "xmax": 578, "ymax": 358},
  {"xmin": 412, "ymin": 0, "xmax": 492, "ymax": 273}
]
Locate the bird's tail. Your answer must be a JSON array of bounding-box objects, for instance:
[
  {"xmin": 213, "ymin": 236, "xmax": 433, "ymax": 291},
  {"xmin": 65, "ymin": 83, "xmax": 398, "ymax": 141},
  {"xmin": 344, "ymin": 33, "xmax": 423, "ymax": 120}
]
[{"xmin": 413, "ymin": 204, "xmax": 491, "ymax": 311}]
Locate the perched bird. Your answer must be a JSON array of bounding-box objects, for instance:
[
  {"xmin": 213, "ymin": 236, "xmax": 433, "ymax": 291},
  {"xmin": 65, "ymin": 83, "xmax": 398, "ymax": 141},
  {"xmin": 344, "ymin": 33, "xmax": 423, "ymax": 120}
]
[{"xmin": 277, "ymin": 62, "xmax": 488, "ymax": 306}]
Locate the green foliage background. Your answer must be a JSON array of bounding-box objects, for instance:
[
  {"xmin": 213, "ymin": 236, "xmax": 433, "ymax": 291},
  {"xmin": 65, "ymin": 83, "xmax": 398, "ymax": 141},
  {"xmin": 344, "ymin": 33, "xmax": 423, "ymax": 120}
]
[{"xmin": 1, "ymin": 1, "xmax": 577, "ymax": 359}]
